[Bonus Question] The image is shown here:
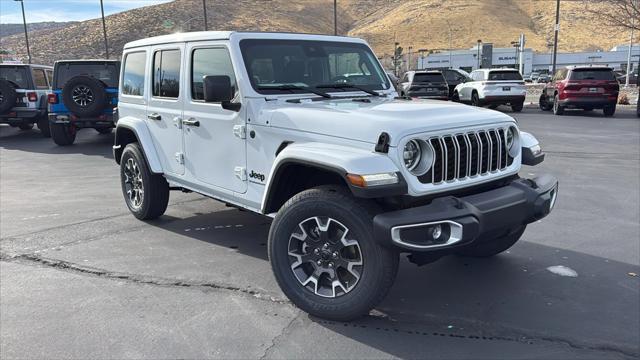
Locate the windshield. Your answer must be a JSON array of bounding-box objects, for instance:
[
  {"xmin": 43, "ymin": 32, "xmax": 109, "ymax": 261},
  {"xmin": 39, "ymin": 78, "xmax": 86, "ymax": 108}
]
[
  {"xmin": 569, "ymin": 69, "xmax": 615, "ymax": 81},
  {"xmin": 54, "ymin": 62, "xmax": 120, "ymax": 88},
  {"xmin": 488, "ymin": 71, "xmax": 522, "ymax": 81},
  {"xmin": 413, "ymin": 73, "xmax": 445, "ymax": 83},
  {"xmin": 240, "ymin": 39, "xmax": 390, "ymax": 95},
  {"xmin": 0, "ymin": 66, "xmax": 30, "ymax": 88}
]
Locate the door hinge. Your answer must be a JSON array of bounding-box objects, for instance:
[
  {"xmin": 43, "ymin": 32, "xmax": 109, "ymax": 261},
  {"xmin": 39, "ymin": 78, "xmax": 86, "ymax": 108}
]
[
  {"xmin": 233, "ymin": 125, "xmax": 246, "ymax": 139},
  {"xmin": 175, "ymin": 152, "xmax": 184, "ymax": 165},
  {"xmin": 234, "ymin": 166, "xmax": 247, "ymax": 181}
]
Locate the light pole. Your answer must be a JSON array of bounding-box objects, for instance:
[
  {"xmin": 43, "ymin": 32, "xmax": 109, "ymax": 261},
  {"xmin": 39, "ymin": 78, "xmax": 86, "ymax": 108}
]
[
  {"xmin": 476, "ymin": 39, "xmax": 482, "ymax": 69},
  {"xmin": 333, "ymin": 0, "xmax": 337, "ymax": 35},
  {"xmin": 511, "ymin": 40, "xmax": 519, "ymax": 71},
  {"xmin": 407, "ymin": 46, "xmax": 412, "ymax": 71},
  {"xmin": 625, "ymin": 12, "xmax": 635, "ymax": 87},
  {"xmin": 14, "ymin": 0, "xmax": 31, "ymax": 64},
  {"xmin": 447, "ymin": 21, "xmax": 452, "ymax": 69},
  {"xmin": 100, "ymin": 0, "xmax": 109, "ymax": 59},
  {"xmin": 551, "ymin": 0, "xmax": 560, "ymax": 76},
  {"xmin": 202, "ymin": 0, "xmax": 208, "ymax": 31}
]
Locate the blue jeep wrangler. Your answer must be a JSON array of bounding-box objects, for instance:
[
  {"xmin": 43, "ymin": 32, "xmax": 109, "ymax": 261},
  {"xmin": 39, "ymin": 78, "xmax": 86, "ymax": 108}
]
[{"xmin": 48, "ymin": 60, "xmax": 120, "ymax": 145}]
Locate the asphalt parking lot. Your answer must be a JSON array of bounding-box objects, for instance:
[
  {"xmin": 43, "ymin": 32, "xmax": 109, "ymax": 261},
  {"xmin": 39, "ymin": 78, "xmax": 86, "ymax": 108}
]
[{"xmin": 1, "ymin": 107, "xmax": 639, "ymax": 359}]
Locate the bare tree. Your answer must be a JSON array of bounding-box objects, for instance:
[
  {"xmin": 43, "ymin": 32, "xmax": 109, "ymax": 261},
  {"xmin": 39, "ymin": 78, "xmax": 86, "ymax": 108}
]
[{"xmin": 583, "ymin": 0, "xmax": 639, "ymax": 31}]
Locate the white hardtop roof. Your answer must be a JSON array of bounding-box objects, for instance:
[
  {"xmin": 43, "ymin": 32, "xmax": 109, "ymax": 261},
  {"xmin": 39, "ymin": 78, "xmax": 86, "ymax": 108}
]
[
  {"xmin": 0, "ymin": 63, "xmax": 52, "ymax": 69},
  {"xmin": 476, "ymin": 68, "xmax": 520, "ymax": 73},
  {"xmin": 124, "ymin": 31, "xmax": 367, "ymax": 49}
]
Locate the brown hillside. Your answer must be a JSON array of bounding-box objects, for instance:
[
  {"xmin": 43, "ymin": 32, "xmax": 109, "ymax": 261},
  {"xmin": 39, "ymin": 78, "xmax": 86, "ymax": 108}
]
[{"xmin": 0, "ymin": 0, "xmax": 631, "ymax": 65}]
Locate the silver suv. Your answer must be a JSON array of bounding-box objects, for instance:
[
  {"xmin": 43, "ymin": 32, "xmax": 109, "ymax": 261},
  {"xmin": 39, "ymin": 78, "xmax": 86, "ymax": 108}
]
[{"xmin": 0, "ymin": 64, "xmax": 53, "ymax": 137}]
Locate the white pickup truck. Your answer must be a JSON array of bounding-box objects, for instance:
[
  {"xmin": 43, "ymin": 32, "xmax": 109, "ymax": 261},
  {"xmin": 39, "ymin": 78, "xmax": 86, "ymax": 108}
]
[{"xmin": 113, "ymin": 32, "xmax": 558, "ymax": 320}]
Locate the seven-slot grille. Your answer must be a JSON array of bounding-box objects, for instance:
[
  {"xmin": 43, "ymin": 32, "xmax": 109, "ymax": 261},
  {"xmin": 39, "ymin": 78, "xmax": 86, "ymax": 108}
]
[{"xmin": 417, "ymin": 128, "xmax": 514, "ymax": 184}]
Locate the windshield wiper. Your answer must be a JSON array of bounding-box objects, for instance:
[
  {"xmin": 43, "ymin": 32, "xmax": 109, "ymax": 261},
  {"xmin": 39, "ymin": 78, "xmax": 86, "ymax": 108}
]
[
  {"xmin": 257, "ymin": 84, "xmax": 332, "ymax": 99},
  {"xmin": 316, "ymin": 83, "xmax": 381, "ymax": 97}
]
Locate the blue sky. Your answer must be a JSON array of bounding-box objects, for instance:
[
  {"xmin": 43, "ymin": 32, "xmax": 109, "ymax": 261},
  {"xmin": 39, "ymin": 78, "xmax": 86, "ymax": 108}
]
[{"xmin": 0, "ymin": 0, "xmax": 173, "ymax": 24}]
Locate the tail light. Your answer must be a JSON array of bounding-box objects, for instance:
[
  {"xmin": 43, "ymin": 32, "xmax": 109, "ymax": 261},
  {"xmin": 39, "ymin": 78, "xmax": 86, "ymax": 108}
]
[
  {"xmin": 27, "ymin": 92, "xmax": 38, "ymax": 102},
  {"xmin": 47, "ymin": 93, "xmax": 58, "ymax": 104}
]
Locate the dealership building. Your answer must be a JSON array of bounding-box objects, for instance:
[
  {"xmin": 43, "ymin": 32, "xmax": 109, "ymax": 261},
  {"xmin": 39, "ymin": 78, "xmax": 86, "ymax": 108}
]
[{"xmin": 417, "ymin": 44, "xmax": 639, "ymax": 76}]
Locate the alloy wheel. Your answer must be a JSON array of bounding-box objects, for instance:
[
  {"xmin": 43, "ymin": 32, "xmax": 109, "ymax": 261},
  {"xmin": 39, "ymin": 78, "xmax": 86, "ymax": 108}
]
[
  {"xmin": 123, "ymin": 158, "xmax": 144, "ymax": 209},
  {"xmin": 72, "ymin": 85, "xmax": 94, "ymax": 107},
  {"xmin": 288, "ymin": 216, "xmax": 363, "ymax": 298}
]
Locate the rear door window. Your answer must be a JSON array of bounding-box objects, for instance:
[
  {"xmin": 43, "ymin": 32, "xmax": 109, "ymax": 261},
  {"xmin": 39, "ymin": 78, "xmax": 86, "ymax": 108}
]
[
  {"xmin": 55, "ymin": 62, "xmax": 120, "ymax": 88},
  {"xmin": 32, "ymin": 69, "xmax": 48, "ymax": 89},
  {"xmin": 569, "ymin": 69, "xmax": 615, "ymax": 81},
  {"xmin": 0, "ymin": 66, "xmax": 29, "ymax": 88},
  {"xmin": 488, "ymin": 71, "xmax": 522, "ymax": 81},
  {"xmin": 152, "ymin": 49, "xmax": 181, "ymax": 98},
  {"xmin": 413, "ymin": 73, "xmax": 445, "ymax": 83}
]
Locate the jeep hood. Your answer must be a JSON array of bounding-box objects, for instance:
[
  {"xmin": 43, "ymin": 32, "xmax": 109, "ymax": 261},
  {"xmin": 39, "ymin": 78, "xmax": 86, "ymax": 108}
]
[{"xmin": 261, "ymin": 98, "xmax": 516, "ymax": 146}]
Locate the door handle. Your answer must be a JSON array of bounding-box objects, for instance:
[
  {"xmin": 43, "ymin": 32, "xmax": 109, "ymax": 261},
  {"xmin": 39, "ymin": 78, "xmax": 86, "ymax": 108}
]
[
  {"xmin": 147, "ymin": 113, "xmax": 161, "ymax": 121},
  {"xmin": 182, "ymin": 118, "xmax": 200, "ymax": 127}
]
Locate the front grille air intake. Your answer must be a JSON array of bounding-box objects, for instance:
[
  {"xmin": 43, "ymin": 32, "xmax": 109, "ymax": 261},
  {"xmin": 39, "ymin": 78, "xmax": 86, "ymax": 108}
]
[{"xmin": 418, "ymin": 129, "xmax": 514, "ymax": 184}]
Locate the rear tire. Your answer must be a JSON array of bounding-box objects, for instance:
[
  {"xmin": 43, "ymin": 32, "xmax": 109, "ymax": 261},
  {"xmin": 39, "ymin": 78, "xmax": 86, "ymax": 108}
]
[
  {"xmin": 50, "ymin": 123, "xmax": 76, "ymax": 146},
  {"xmin": 37, "ymin": 116, "xmax": 51, "ymax": 137},
  {"xmin": 603, "ymin": 105, "xmax": 616, "ymax": 117},
  {"xmin": 457, "ymin": 226, "xmax": 526, "ymax": 258},
  {"xmin": 471, "ymin": 91, "xmax": 481, "ymax": 107},
  {"xmin": 451, "ymin": 91, "xmax": 460, "ymax": 102},
  {"xmin": 511, "ymin": 102, "xmax": 524, "ymax": 112},
  {"xmin": 18, "ymin": 122, "xmax": 34, "ymax": 131},
  {"xmin": 552, "ymin": 94, "xmax": 564, "ymax": 115},
  {"xmin": 269, "ymin": 187, "xmax": 399, "ymax": 321},
  {"xmin": 120, "ymin": 142, "xmax": 169, "ymax": 220},
  {"xmin": 488, "ymin": 104, "xmax": 498, "ymax": 110}
]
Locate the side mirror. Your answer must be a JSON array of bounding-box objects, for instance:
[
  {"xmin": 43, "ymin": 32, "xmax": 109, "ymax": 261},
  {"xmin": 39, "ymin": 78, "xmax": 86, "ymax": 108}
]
[{"xmin": 203, "ymin": 75, "xmax": 240, "ymax": 111}]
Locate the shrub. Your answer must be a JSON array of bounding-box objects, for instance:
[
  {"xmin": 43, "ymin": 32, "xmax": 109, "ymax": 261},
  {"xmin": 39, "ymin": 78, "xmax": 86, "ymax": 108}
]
[{"xmin": 618, "ymin": 92, "xmax": 630, "ymax": 105}]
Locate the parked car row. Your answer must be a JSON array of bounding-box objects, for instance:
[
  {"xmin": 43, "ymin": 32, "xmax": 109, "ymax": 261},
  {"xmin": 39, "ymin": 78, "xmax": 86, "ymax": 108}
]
[{"xmin": 0, "ymin": 60, "xmax": 120, "ymax": 145}]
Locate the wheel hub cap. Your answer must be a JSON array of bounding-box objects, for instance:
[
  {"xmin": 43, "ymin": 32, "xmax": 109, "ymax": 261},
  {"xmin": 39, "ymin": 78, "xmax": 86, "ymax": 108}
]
[
  {"xmin": 72, "ymin": 85, "xmax": 94, "ymax": 107},
  {"xmin": 288, "ymin": 217, "xmax": 363, "ymax": 298},
  {"xmin": 123, "ymin": 158, "xmax": 144, "ymax": 209}
]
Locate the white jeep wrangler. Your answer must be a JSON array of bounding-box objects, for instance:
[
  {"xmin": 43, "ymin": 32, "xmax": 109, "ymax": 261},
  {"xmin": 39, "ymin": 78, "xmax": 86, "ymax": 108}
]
[{"xmin": 113, "ymin": 32, "xmax": 558, "ymax": 321}]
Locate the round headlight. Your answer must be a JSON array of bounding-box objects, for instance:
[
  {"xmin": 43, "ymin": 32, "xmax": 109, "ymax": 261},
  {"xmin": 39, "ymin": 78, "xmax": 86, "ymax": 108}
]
[
  {"xmin": 403, "ymin": 139, "xmax": 421, "ymax": 172},
  {"xmin": 507, "ymin": 126, "xmax": 519, "ymax": 156},
  {"xmin": 402, "ymin": 139, "xmax": 434, "ymax": 176}
]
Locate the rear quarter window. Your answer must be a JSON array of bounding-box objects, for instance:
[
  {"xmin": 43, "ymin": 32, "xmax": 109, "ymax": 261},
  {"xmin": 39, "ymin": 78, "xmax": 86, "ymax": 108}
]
[
  {"xmin": 122, "ymin": 52, "xmax": 147, "ymax": 96},
  {"xmin": 569, "ymin": 69, "xmax": 615, "ymax": 81}
]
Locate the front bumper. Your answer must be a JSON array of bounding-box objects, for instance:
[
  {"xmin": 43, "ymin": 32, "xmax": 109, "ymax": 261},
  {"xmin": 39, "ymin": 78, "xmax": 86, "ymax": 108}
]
[{"xmin": 373, "ymin": 175, "xmax": 558, "ymax": 252}]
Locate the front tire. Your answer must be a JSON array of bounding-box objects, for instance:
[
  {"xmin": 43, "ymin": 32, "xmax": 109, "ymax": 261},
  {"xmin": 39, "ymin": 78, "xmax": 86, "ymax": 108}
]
[
  {"xmin": 50, "ymin": 123, "xmax": 76, "ymax": 146},
  {"xmin": 269, "ymin": 187, "xmax": 399, "ymax": 321},
  {"xmin": 457, "ymin": 226, "xmax": 526, "ymax": 257},
  {"xmin": 451, "ymin": 91, "xmax": 460, "ymax": 102},
  {"xmin": 120, "ymin": 143, "xmax": 169, "ymax": 220}
]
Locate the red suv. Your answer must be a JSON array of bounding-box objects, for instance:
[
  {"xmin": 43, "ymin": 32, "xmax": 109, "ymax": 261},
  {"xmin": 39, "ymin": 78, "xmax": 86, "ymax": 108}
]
[{"xmin": 539, "ymin": 66, "xmax": 619, "ymax": 116}]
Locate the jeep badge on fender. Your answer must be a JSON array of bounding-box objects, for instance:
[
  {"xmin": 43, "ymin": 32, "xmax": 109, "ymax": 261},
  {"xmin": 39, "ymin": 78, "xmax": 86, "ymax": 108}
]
[{"xmin": 113, "ymin": 31, "xmax": 558, "ymax": 321}]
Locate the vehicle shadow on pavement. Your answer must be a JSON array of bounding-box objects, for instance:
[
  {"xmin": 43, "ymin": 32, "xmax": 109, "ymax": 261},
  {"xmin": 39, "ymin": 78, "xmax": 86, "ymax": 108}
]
[
  {"xmin": 312, "ymin": 241, "xmax": 639, "ymax": 358},
  {"xmin": 147, "ymin": 208, "xmax": 639, "ymax": 357},
  {"xmin": 149, "ymin": 208, "xmax": 272, "ymax": 261},
  {"xmin": 0, "ymin": 125, "xmax": 114, "ymax": 159}
]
